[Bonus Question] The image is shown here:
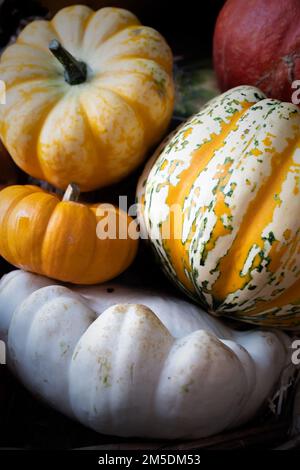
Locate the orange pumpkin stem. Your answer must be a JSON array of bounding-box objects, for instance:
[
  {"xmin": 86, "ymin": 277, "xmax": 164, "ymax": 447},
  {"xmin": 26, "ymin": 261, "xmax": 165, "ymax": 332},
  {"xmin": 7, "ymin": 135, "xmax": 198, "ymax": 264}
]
[{"xmin": 62, "ymin": 183, "xmax": 80, "ymax": 202}]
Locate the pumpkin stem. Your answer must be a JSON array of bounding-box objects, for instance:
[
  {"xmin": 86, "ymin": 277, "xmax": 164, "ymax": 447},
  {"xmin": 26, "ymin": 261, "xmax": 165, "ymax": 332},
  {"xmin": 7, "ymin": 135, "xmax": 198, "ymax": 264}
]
[
  {"xmin": 49, "ymin": 39, "xmax": 87, "ymax": 85},
  {"xmin": 63, "ymin": 183, "xmax": 80, "ymax": 202}
]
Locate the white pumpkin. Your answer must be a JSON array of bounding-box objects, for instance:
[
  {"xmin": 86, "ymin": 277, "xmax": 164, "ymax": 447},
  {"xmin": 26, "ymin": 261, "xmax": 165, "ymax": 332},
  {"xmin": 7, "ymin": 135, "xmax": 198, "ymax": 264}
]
[{"xmin": 0, "ymin": 269, "xmax": 295, "ymax": 439}]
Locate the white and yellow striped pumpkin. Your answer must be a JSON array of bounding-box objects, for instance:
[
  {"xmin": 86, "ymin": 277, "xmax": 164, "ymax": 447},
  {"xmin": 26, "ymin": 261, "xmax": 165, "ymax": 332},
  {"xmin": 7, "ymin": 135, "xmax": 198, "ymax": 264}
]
[{"xmin": 137, "ymin": 86, "xmax": 300, "ymax": 329}]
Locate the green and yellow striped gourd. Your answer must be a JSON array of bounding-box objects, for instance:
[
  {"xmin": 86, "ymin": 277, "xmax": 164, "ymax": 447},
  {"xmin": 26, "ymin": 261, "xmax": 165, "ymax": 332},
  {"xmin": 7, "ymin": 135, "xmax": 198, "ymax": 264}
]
[{"xmin": 137, "ymin": 85, "xmax": 300, "ymax": 329}]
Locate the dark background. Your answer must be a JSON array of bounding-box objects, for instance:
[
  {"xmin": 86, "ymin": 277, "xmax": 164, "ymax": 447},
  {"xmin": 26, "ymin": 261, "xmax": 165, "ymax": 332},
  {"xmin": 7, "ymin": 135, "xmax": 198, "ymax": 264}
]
[{"xmin": 0, "ymin": 0, "xmax": 226, "ymax": 57}]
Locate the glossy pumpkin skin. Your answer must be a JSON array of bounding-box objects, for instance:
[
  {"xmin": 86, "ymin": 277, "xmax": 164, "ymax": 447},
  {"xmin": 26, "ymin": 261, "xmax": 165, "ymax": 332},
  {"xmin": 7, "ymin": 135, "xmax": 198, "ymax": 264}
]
[
  {"xmin": 0, "ymin": 185, "xmax": 138, "ymax": 284},
  {"xmin": 0, "ymin": 5, "xmax": 174, "ymax": 191},
  {"xmin": 138, "ymin": 85, "xmax": 300, "ymax": 329}
]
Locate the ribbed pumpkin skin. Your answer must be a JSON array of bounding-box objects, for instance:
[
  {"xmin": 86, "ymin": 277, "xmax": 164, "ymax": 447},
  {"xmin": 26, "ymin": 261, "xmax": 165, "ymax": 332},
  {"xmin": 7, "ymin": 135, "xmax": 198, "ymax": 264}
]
[
  {"xmin": 138, "ymin": 86, "xmax": 300, "ymax": 329},
  {"xmin": 0, "ymin": 185, "xmax": 138, "ymax": 284},
  {"xmin": 0, "ymin": 6, "xmax": 174, "ymax": 191}
]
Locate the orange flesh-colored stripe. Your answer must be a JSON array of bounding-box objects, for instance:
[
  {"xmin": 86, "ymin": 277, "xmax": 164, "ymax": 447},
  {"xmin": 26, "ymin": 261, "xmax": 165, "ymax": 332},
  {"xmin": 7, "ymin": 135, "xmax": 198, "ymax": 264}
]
[
  {"xmin": 202, "ymin": 159, "xmax": 235, "ymax": 258},
  {"xmin": 211, "ymin": 134, "xmax": 300, "ymax": 301},
  {"xmin": 161, "ymin": 102, "xmax": 253, "ymax": 292},
  {"xmin": 242, "ymin": 236, "xmax": 300, "ymax": 316},
  {"xmin": 241, "ymin": 276, "xmax": 300, "ymax": 317}
]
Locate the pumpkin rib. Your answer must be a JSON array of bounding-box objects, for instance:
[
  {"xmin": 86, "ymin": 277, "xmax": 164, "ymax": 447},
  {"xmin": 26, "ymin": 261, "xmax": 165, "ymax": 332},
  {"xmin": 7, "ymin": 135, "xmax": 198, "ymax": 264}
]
[
  {"xmin": 81, "ymin": 10, "xmax": 96, "ymax": 37},
  {"xmin": 218, "ymin": 235, "xmax": 300, "ymax": 316},
  {"xmin": 91, "ymin": 58, "xmax": 171, "ymax": 84},
  {"xmin": 76, "ymin": 96, "xmax": 110, "ymax": 181},
  {"xmin": 31, "ymin": 192, "xmax": 61, "ymax": 277},
  {"xmin": 82, "ymin": 12, "xmax": 140, "ymax": 52},
  {"xmin": 89, "ymin": 23, "xmax": 139, "ymax": 50},
  {"xmin": 124, "ymin": 25, "xmax": 173, "ymax": 74},
  {"xmin": 48, "ymin": 26, "xmax": 65, "ymax": 51},
  {"xmin": 16, "ymin": 38, "xmax": 57, "ymax": 56},
  {"xmin": 70, "ymin": 204, "xmax": 99, "ymax": 285},
  {"xmin": 86, "ymin": 81, "xmax": 146, "ymax": 151},
  {"xmin": 40, "ymin": 201, "xmax": 91, "ymax": 283},
  {"xmin": 91, "ymin": 68, "xmax": 156, "ymax": 80},
  {"xmin": 51, "ymin": 5, "xmax": 93, "ymax": 55},
  {"xmin": 7, "ymin": 190, "xmax": 54, "ymax": 270},
  {"xmin": 73, "ymin": 6, "xmax": 94, "ymax": 47},
  {"xmin": 241, "ymin": 275, "xmax": 300, "ymax": 317},
  {"xmin": 0, "ymin": 74, "xmax": 62, "ymax": 95},
  {"xmin": 37, "ymin": 92, "xmax": 98, "ymax": 189},
  {"xmin": 0, "ymin": 72, "xmax": 59, "ymax": 92},
  {"xmin": 85, "ymin": 207, "xmax": 137, "ymax": 284},
  {"xmin": 111, "ymin": 302, "xmax": 173, "ymax": 424},
  {"xmin": 98, "ymin": 62, "xmax": 174, "ymax": 114},
  {"xmin": 0, "ymin": 190, "xmax": 26, "ymax": 266},
  {"xmin": 93, "ymin": 57, "xmax": 173, "ymax": 82},
  {"xmin": 0, "ymin": 186, "xmax": 45, "ymax": 267},
  {"xmin": 212, "ymin": 128, "xmax": 300, "ymax": 306},
  {"xmin": 11, "ymin": 192, "xmax": 59, "ymax": 274},
  {"xmin": 77, "ymin": 92, "xmax": 136, "ymax": 190},
  {"xmin": 103, "ymin": 52, "xmax": 172, "ymax": 76},
  {"xmin": 1, "ymin": 58, "xmax": 57, "ymax": 78},
  {"xmin": 92, "ymin": 24, "xmax": 172, "ymax": 74},
  {"xmin": 77, "ymin": 86, "xmax": 145, "ymax": 190},
  {"xmin": 91, "ymin": 81, "xmax": 157, "ymax": 148},
  {"xmin": 97, "ymin": 60, "xmax": 173, "ymax": 139},
  {"xmin": 0, "ymin": 43, "xmax": 52, "ymax": 66},
  {"xmin": 40, "ymin": 201, "xmax": 97, "ymax": 283},
  {"xmin": 34, "ymin": 93, "xmax": 70, "ymax": 181},
  {"xmin": 16, "ymin": 19, "xmax": 64, "ymax": 55},
  {"xmin": 82, "ymin": 95, "xmax": 116, "ymax": 187},
  {"xmin": 0, "ymin": 80, "xmax": 65, "ymax": 180}
]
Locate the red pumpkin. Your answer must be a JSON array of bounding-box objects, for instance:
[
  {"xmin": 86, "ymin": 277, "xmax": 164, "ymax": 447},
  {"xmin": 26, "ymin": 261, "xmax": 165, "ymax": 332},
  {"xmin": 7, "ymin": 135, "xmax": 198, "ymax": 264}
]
[{"xmin": 213, "ymin": 0, "xmax": 300, "ymax": 103}]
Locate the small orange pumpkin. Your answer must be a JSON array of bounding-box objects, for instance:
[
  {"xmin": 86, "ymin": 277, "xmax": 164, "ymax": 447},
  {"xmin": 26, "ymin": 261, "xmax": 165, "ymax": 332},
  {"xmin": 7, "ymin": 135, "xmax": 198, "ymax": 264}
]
[{"xmin": 0, "ymin": 183, "xmax": 138, "ymax": 284}]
